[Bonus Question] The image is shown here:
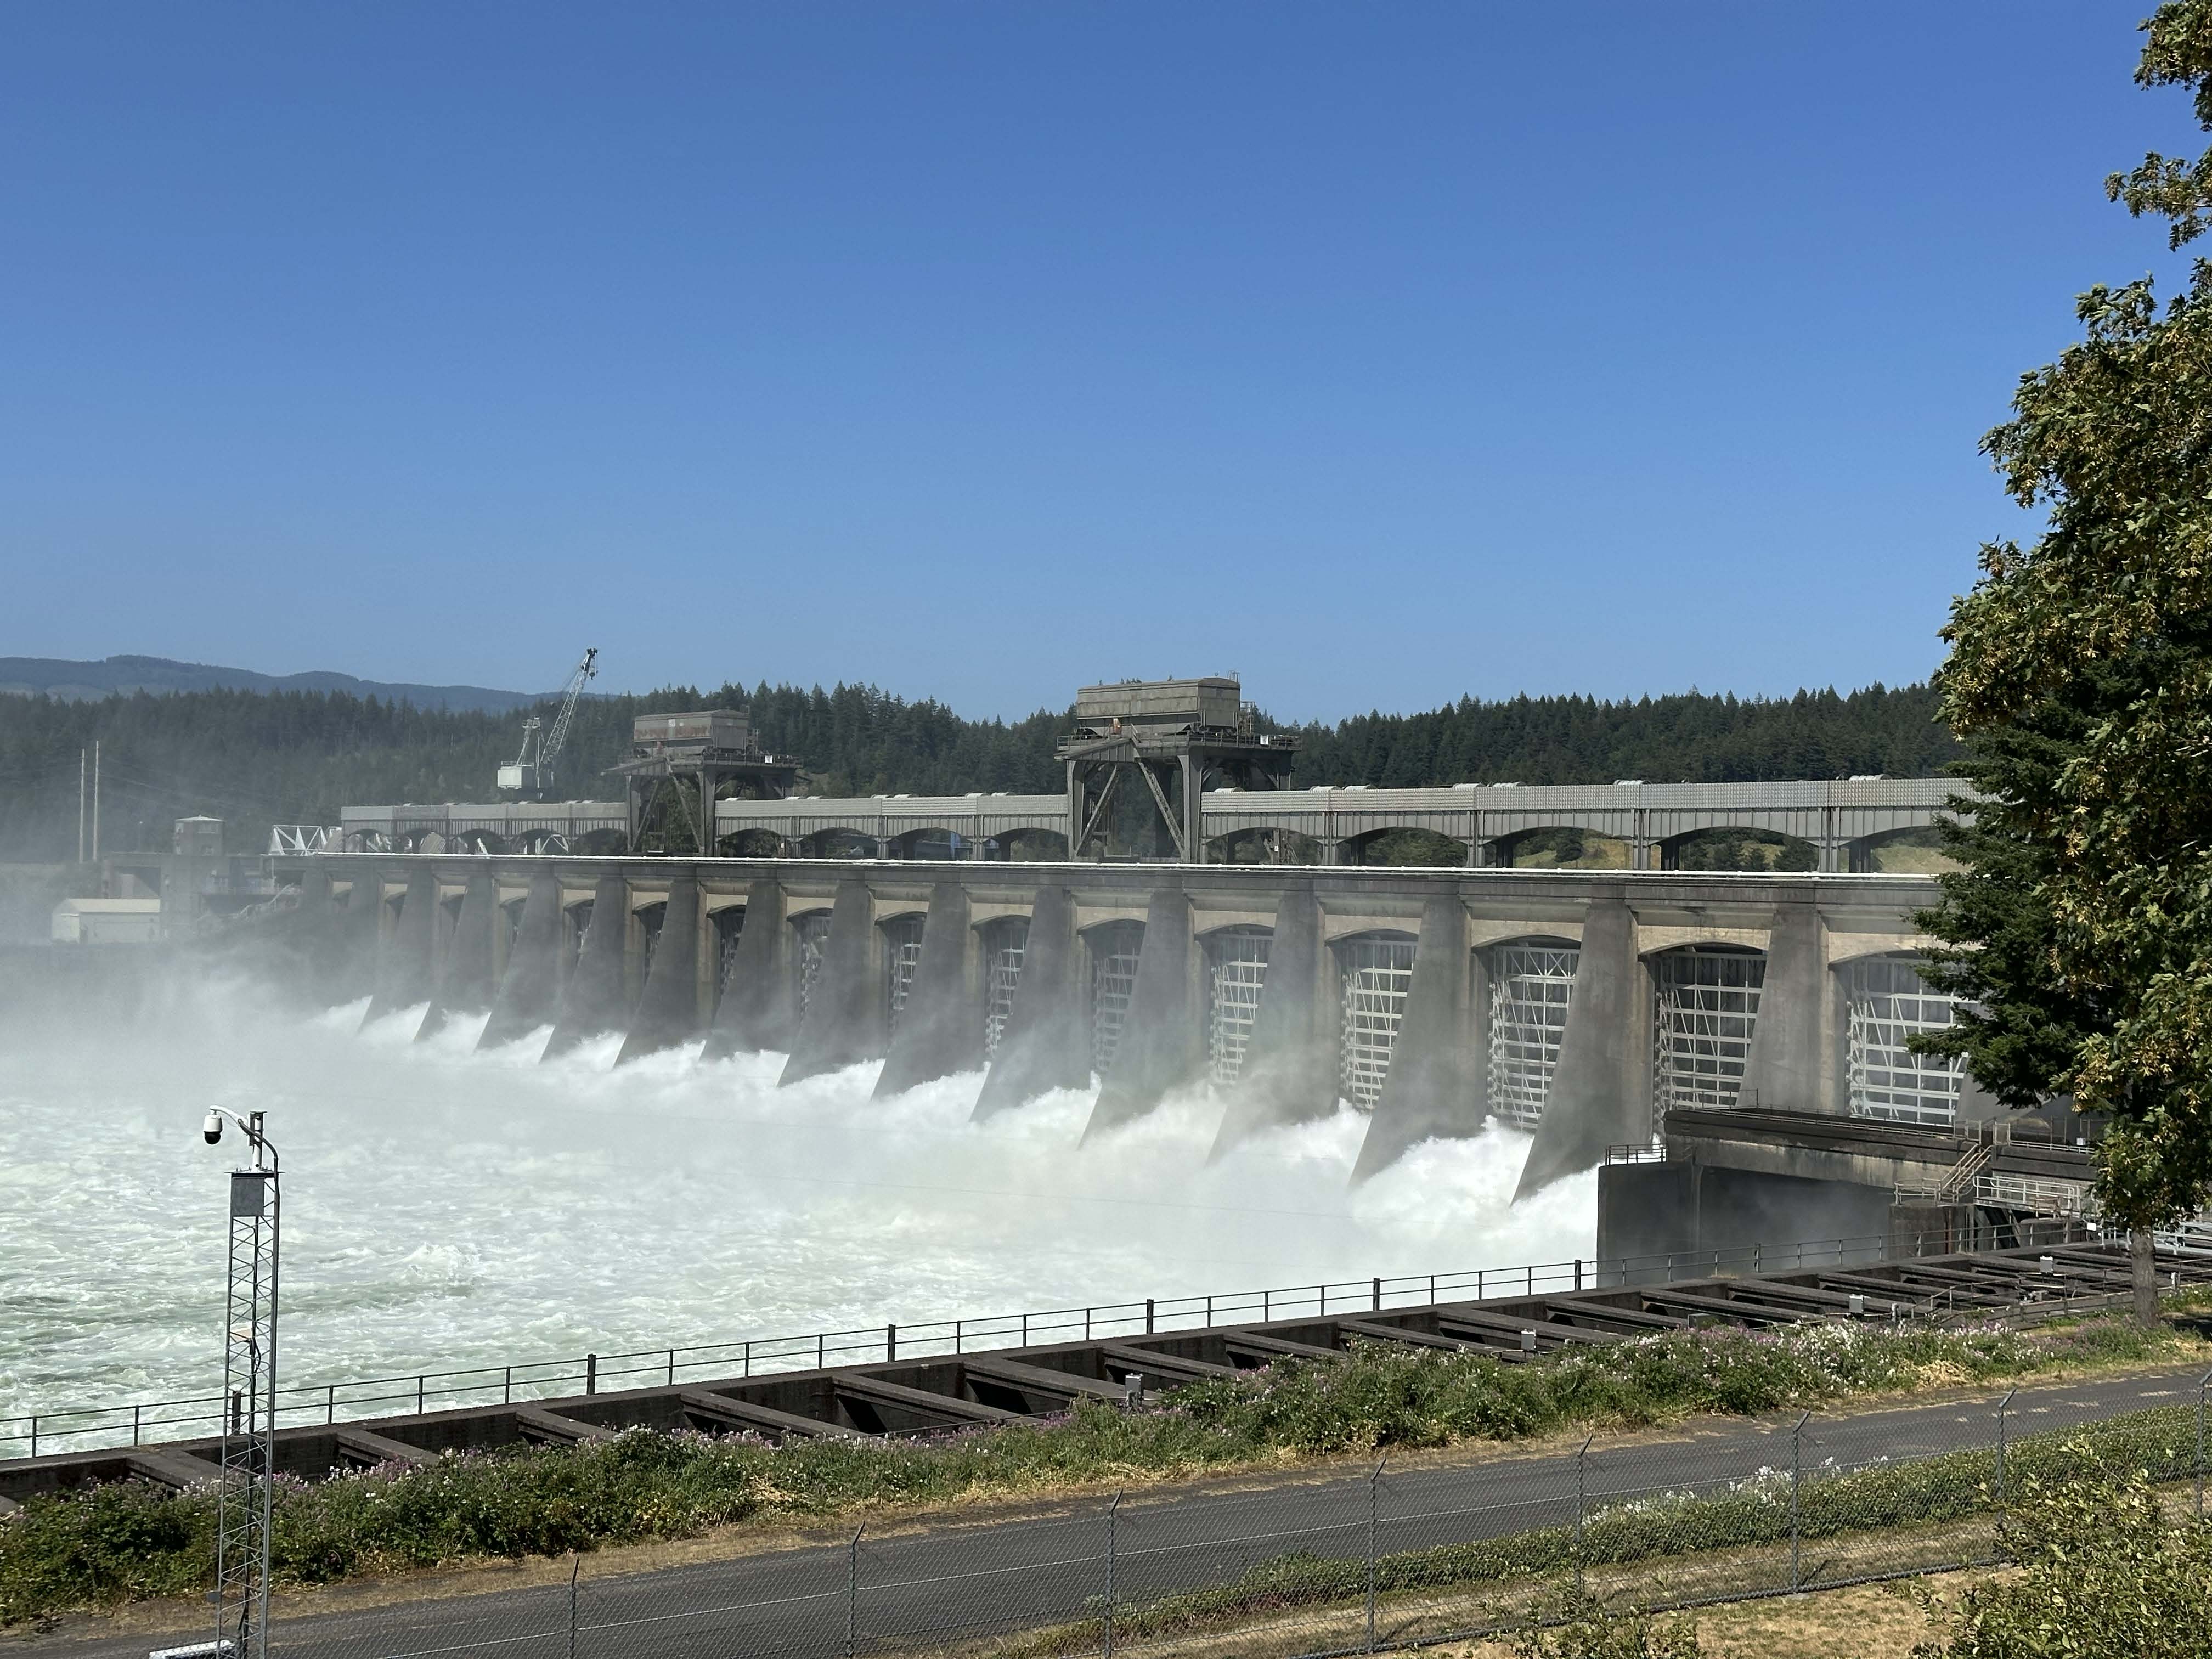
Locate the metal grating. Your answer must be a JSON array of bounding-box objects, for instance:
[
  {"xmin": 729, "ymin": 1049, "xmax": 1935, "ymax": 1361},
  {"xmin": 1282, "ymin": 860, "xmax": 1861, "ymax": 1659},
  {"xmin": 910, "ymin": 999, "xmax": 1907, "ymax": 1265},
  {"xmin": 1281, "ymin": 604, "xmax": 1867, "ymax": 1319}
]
[
  {"xmin": 1206, "ymin": 929, "xmax": 1271, "ymax": 1087},
  {"xmin": 792, "ymin": 913, "xmax": 833, "ymax": 1030},
  {"xmin": 1844, "ymin": 955, "xmax": 1963, "ymax": 1127},
  {"xmin": 1651, "ymin": 945, "xmax": 1765, "ymax": 1132},
  {"xmin": 883, "ymin": 915, "xmax": 927, "ymax": 1034},
  {"xmin": 1090, "ymin": 923, "xmax": 1144, "ymax": 1079},
  {"xmin": 1485, "ymin": 942, "xmax": 1578, "ymax": 1130},
  {"xmin": 1338, "ymin": 934, "xmax": 1417, "ymax": 1109},
  {"xmin": 981, "ymin": 918, "xmax": 1029, "ymax": 1058}
]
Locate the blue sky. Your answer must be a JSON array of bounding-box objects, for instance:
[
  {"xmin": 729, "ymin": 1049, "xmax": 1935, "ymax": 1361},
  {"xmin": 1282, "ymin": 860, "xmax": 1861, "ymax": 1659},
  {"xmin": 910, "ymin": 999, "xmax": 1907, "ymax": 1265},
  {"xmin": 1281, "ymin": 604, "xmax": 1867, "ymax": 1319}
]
[{"xmin": 0, "ymin": 3, "xmax": 2194, "ymax": 720}]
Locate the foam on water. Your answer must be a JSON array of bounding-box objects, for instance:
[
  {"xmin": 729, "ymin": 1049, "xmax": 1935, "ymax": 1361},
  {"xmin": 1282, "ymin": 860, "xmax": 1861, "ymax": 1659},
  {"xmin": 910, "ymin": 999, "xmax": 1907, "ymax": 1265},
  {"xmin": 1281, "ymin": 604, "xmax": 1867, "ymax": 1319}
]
[{"xmin": 0, "ymin": 972, "xmax": 1594, "ymax": 1418}]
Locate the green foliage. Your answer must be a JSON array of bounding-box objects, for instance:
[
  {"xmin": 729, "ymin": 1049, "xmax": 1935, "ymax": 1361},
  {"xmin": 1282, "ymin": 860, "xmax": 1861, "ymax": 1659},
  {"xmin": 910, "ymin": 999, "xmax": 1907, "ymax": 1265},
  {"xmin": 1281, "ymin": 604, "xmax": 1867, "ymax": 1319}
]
[
  {"xmin": 1514, "ymin": 1593, "xmax": 1702, "ymax": 1659},
  {"xmin": 1921, "ymin": 2, "xmax": 2212, "ymax": 1226},
  {"xmin": 1915, "ymin": 1456, "xmax": 2212, "ymax": 1658},
  {"xmin": 1, "ymin": 1316, "xmax": 2193, "ymax": 1626}
]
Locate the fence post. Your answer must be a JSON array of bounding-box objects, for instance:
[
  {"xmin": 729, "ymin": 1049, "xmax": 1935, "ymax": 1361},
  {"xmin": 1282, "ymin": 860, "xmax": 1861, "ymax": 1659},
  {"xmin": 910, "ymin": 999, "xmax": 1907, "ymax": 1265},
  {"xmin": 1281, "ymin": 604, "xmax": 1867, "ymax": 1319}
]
[
  {"xmin": 888, "ymin": 1323, "xmax": 898, "ymax": 1362},
  {"xmin": 1103, "ymin": 1488, "xmax": 1122, "ymax": 1657},
  {"xmin": 1575, "ymin": 1434, "xmax": 1592, "ymax": 1601},
  {"xmin": 2198, "ymin": 1370, "xmax": 2210, "ymax": 1519},
  {"xmin": 136, "ymin": 1403, "xmax": 144, "ymax": 1444},
  {"xmin": 1372, "ymin": 1277, "xmax": 1381, "ymax": 1313},
  {"xmin": 1574, "ymin": 1258, "xmax": 1583, "ymax": 1293},
  {"xmin": 504, "ymin": 1365, "xmax": 512, "ymax": 1404},
  {"xmin": 27, "ymin": 1417, "xmax": 34, "ymax": 1459},
  {"xmin": 1367, "ymin": 1456, "xmax": 1384, "ymax": 1651},
  {"xmin": 667, "ymin": 1348, "xmax": 675, "ymax": 1387},
  {"xmin": 1146, "ymin": 1298, "xmax": 1155, "ymax": 1335},
  {"xmin": 1790, "ymin": 1411, "xmax": 1808, "ymax": 1592},
  {"xmin": 417, "ymin": 1375, "xmax": 426, "ymax": 1413},
  {"xmin": 567, "ymin": 1556, "xmax": 579, "ymax": 1659},
  {"xmin": 847, "ymin": 1524, "xmax": 863, "ymax": 1658},
  {"xmin": 1996, "ymin": 1387, "xmax": 2017, "ymax": 1510},
  {"xmin": 584, "ymin": 1355, "xmax": 596, "ymax": 1397},
  {"xmin": 956, "ymin": 1319, "xmax": 963, "ymax": 1353}
]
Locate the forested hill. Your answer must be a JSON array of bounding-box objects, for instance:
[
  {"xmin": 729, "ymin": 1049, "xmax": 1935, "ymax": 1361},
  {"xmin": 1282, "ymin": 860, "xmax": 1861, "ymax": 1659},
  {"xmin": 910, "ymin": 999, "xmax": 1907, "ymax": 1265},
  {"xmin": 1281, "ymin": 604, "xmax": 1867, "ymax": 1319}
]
[{"xmin": 0, "ymin": 679, "xmax": 1955, "ymax": 861}]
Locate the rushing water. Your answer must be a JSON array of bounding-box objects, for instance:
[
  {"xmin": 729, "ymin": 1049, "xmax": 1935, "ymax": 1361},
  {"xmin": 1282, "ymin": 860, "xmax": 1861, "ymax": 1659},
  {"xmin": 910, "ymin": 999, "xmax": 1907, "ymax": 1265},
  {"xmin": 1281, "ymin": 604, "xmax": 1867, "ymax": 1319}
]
[{"xmin": 0, "ymin": 970, "xmax": 1593, "ymax": 1421}]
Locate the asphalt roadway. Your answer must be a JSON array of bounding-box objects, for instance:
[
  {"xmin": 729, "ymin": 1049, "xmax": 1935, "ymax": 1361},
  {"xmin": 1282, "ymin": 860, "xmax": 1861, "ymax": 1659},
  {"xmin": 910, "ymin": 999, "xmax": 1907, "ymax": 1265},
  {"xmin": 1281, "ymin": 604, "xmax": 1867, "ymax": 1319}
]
[{"xmin": 14, "ymin": 1364, "xmax": 2209, "ymax": 1659}]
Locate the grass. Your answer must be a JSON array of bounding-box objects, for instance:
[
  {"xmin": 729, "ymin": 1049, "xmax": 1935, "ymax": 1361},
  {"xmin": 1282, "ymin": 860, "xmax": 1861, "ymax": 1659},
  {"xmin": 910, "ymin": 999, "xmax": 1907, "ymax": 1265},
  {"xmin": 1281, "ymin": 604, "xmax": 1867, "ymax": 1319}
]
[{"xmin": 5, "ymin": 1299, "xmax": 2210, "ymax": 1628}]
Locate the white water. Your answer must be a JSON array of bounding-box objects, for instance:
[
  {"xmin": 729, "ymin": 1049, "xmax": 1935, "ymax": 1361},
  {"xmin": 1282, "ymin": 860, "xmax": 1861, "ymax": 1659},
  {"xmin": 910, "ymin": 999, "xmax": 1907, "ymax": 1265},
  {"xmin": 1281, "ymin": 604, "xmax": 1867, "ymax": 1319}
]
[{"xmin": 0, "ymin": 973, "xmax": 1593, "ymax": 1420}]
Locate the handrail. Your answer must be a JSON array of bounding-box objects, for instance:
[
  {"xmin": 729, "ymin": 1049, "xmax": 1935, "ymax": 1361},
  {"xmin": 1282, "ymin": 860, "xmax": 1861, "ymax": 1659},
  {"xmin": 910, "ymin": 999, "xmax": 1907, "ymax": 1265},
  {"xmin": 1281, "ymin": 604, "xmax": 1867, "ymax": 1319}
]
[{"xmin": 0, "ymin": 1226, "xmax": 2104, "ymax": 1463}]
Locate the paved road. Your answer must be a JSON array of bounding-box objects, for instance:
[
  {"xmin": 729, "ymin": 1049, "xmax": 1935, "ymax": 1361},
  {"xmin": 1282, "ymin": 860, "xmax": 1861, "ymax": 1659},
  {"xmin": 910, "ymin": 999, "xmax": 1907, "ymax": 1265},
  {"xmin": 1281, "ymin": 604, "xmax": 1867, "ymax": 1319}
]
[{"xmin": 15, "ymin": 1365, "xmax": 2207, "ymax": 1659}]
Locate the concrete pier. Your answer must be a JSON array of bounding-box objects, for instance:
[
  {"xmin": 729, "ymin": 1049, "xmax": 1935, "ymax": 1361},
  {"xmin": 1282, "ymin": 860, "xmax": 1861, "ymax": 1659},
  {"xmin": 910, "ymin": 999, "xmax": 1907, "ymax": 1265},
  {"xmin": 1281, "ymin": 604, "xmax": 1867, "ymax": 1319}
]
[
  {"xmin": 420, "ymin": 871, "xmax": 497, "ymax": 1040},
  {"xmin": 367, "ymin": 866, "xmax": 437, "ymax": 1020},
  {"xmin": 1210, "ymin": 883, "xmax": 1333, "ymax": 1158},
  {"xmin": 544, "ymin": 874, "xmax": 628, "ymax": 1057},
  {"xmin": 618, "ymin": 872, "xmax": 705, "ymax": 1064},
  {"xmin": 706, "ymin": 878, "xmax": 796, "ymax": 1057},
  {"xmin": 1085, "ymin": 885, "xmax": 1203, "ymax": 1140},
  {"xmin": 480, "ymin": 872, "xmax": 564, "ymax": 1049},
  {"xmin": 1742, "ymin": 896, "xmax": 1827, "ymax": 1114},
  {"xmin": 1351, "ymin": 894, "xmax": 1476, "ymax": 1181},
  {"xmin": 876, "ymin": 879, "xmax": 981, "ymax": 1098},
  {"xmin": 1516, "ymin": 894, "xmax": 1640, "ymax": 1197},
  {"xmin": 341, "ymin": 870, "xmax": 386, "ymax": 1005},
  {"xmin": 973, "ymin": 884, "xmax": 1088, "ymax": 1118},
  {"xmin": 780, "ymin": 878, "xmax": 885, "ymax": 1085}
]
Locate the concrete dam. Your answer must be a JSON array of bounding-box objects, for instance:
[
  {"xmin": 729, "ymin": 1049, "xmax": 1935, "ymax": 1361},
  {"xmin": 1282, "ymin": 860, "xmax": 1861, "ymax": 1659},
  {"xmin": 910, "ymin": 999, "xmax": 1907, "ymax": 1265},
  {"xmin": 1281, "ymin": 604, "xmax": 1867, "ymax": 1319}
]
[{"xmin": 275, "ymin": 847, "xmax": 2069, "ymax": 1259}]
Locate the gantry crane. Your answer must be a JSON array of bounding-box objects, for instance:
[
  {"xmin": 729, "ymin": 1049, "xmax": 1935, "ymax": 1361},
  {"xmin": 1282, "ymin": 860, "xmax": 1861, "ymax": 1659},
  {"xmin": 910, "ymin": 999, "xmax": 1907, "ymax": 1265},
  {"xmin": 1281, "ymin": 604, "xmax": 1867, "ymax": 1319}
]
[{"xmin": 498, "ymin": 648, "xmax": 598, "ymax": 799}]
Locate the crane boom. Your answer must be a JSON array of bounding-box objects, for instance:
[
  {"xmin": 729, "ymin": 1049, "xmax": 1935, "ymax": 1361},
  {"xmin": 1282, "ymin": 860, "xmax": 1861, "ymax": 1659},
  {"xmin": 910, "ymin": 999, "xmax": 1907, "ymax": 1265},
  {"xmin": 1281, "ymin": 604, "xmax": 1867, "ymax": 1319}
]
[{"xmin": 497, "ymin": 648, "xmax": 599, "ymax": 799}]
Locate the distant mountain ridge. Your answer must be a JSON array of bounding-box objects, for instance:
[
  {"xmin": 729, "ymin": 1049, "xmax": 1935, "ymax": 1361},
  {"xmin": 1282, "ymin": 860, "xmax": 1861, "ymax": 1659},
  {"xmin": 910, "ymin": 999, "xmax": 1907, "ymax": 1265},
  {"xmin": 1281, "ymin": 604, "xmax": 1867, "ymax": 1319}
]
[{"xmin": 0, "ymin": 654, "xmax": 549, "ymax": 713}]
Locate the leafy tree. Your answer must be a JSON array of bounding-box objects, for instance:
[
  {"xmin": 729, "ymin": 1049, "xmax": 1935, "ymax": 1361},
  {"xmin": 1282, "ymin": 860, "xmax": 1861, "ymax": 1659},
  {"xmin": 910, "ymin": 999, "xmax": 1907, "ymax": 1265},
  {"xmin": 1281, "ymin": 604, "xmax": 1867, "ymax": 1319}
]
[{"xmin": 1918, "ymin": 0, "xmax": 2212, "ymax": 1314}]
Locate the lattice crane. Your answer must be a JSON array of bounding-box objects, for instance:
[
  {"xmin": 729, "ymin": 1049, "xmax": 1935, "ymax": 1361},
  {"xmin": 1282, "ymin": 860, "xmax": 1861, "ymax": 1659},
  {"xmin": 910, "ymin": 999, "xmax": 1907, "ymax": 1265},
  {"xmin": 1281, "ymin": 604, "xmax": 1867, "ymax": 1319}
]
[{"xmin": 498, "ymin": 647, "xmax": 598, "ymax": 799}]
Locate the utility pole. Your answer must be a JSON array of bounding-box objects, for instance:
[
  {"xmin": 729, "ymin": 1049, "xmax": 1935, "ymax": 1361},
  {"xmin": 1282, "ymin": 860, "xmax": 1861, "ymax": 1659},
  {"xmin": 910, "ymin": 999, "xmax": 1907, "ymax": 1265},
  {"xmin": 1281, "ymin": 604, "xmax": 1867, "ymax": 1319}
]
[
  {"xmin": 77, "ymin": 749, "xmax": 86, "ymax": 863},
  {"xmin": 204, "ymin": 1108, "xmax": 280, "ymax": 1659},
  {"xmin": 91, "ymin": 739, "xmax": 100, "ymax": 862}
]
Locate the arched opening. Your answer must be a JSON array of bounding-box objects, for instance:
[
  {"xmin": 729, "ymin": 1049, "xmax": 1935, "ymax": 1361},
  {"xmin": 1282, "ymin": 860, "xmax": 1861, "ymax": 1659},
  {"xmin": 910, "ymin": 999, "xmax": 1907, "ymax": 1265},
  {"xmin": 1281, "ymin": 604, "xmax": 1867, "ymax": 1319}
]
[
  {"xmin": 1084, "ymin": 919, "xmax": 1146, "ymax": 1078},
  {"xmin": 789, "ymin": 910, "xmax": 834, "ymax": 1031},
  {"xmin": 1496, "ymin": 827, "xmax": 1630, "ymax": 869},
  {"xmin": 1847, "ymin": 826, "xmax": 1959, "ymax": 874},
  {"xmin": 1332, "ymin": 929, "xmax": 1418, "ymax": 1109},
  {"xmin": 885, "ymin": 827, "xmax": 968, "ymax": 861},
  {"xmin": 797, "ymin": 827, "xmax": 881, "ymax": 860},
  {"xmin": 1481, "ymin": 935, "xmax": 1580, "ymax": 1131},
  {"xmin": 1341, "ymin": 827, "xmax": 1465, "ymax": 867},
  {"xmin": 880, "ymin": 912, "xmax": 927, "ymax": 1032},
  {"xmin": 1840, "ymin": 953, "xmax": 1963, "ymax": 1126},
  {"xmin": 1661, "ymin": 827, "xmax": 1818, "ymax": 872},
  {"xmin": 1649, "ymin": 944, "xmax": 1767, "ymax": 1130},
  {"xmin": 709, "ymin": 906, "xmax": 746, "ymax": 1011},
  {"xmin": 1202, "ymin": 926, "xmax": 1272, "ymax": 1086},
  {"xmin": 499, "ymin": 896, "xmax": 527, "ymax": 974},
  {"xmin": 978, "ymin": 916, "xmax": 1030, "ymax": 1057},
  {"xmin": 634, "ymin": 900, "xmax": 668, "ymax": 981},
  {"xmin": 716, "ymin": 827, "xmax": 789, "ymax": 859},
  {"xmin": 571, "ymin": 828, "xmax": 628, "ymax": 857},
  {"xmin": 1207, "ymin": 826, "xmax": 1325, "ymax": 865},
  {"xmin": 989, "ymin": 827, "xmax": 1069, "ymax": 862}
]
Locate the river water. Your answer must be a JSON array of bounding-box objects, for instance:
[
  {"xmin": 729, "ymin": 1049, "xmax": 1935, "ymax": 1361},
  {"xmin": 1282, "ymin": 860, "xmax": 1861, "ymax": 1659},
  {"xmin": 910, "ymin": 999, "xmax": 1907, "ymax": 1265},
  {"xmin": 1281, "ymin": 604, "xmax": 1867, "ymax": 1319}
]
[{"xmin": 0, "ymin": 969, "xmax": 1593, "ymax": 1424}]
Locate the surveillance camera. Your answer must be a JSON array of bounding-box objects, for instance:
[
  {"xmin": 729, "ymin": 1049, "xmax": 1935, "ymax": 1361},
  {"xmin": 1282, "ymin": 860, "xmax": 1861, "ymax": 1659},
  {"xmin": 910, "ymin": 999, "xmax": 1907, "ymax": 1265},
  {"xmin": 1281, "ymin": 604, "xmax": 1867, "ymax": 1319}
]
[{"xmin": 202, "ymin": 1111, "xmax": 223, "ymax": 1146}]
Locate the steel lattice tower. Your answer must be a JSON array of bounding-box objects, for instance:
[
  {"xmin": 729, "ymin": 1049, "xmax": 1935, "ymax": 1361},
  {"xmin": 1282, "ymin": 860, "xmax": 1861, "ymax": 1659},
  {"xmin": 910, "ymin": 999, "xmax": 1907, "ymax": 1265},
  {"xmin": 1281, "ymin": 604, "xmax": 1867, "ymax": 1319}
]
[{"xmin": 213, "ymin": 1112, "xmax": 280, "ymax": 1659}]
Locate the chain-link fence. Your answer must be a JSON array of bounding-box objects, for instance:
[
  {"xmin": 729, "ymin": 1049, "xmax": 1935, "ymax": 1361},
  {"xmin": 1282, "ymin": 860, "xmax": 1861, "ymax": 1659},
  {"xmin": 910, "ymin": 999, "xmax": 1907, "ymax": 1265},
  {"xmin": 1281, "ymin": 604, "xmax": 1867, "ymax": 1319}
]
[{"xmin": 180, "ymin": 1368, "xmax": 2212, "ymax": 1659}]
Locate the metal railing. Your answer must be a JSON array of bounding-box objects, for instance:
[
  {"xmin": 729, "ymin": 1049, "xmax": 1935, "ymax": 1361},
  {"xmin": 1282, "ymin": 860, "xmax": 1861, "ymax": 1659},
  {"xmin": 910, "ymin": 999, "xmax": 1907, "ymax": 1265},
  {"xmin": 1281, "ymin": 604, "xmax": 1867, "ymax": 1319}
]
[{"xmin": 0, "ymin": 1228, "xmax": 2112, "ymax": 1463}]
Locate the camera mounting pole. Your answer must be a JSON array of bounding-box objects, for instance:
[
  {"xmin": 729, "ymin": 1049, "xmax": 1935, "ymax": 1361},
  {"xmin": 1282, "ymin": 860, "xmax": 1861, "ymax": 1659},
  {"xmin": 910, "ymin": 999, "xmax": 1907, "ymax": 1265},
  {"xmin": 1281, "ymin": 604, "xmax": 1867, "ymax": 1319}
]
[{"xmin": 204, "ymin": 1108, "xmax": 279, "ymax": 1659}]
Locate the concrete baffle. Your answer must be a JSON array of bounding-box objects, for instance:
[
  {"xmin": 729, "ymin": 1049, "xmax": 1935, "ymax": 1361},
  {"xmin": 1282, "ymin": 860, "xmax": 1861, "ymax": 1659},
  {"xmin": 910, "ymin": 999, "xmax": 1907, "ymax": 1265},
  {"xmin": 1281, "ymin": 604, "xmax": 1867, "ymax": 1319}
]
[
  {"xmin": 1741, "ymin": 896, "xmax": 1824, "ymax": 1113},
  {"xmin": 544, "ymin": 875, "xmax": 629, "ymax": 1058},
  {"xmin": 368, "ymin": 866, "xmax": 438, "ymax": 1022},
  {"xmin": 618, "ymin": 873, "xmax": 706, "ymax": 1064},
  {"xmin": 875, "ymin": 879, "xmax": 980, "ymax": 1098},
  {"xmin": 341, "ymin": 867, "xmax": 388, "ymax": 1007},
  {"xmin": 1084, "ymin": 886, "xmax": 1200, "ymax": 1141},
  {"xmin": 419, "ymin": 871, "xmax": 498, "ymax": 1040},
  {"xmin": 705, "ymin": 879, "xmax": 794, "ymax": 1057},
  {"xmin": 1352, "ymin": 893, "xmax": 1477, "ymax": 1182},
  {"xmin": 1515, "ymin": 892, "xmax": 1640, "ymax": 1198},
  {"xmin": 479, "ymin": 872, "xmax": 564, "ymax": 1049},
  {"xmin": 780, "ymin": 878, "xmax": 885, "ymax": 1085},
  {"xmin": 1210, "ymin": 882, "xmax": 1333, "ymax": 1159},
  {"xmin": 973, "ymin": 885, "xmax": 1089, "ymax": 1118}
]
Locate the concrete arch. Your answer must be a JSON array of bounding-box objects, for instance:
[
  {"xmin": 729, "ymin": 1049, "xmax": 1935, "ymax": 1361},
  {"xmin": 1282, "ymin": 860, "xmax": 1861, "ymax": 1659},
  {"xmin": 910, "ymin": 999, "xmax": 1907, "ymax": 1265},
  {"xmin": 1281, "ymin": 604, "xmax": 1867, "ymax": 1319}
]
[
  {"xmin": 1206, "ymin": 825, "xmax": 1325, "ymax": 865},
  {"xmin": 1339, "ymin": 826, "xmax": 1466, "ymax": 867},
  {"xmin": 1491, "ymin": 826, "xmax": 1631, "ymax": 870},
  {"xmin": 1845, "ymin": 825, "xmax": 1957, "ymax": 874},
  {"xmin": 797, "ymin": 827, "xmax": 881, "ymax": 860},
  {"xmin": 1658, "ymin": 826, "xmax": 1818, "ymax": 873},
  {"xmin": 717, "ymin": 827, "xmax": 790, "ymax": 859},
  {"xmin": 988, "ymin": 827, "xmax": 1069, "ymax": 862},
  {"xmin": 1646, "ymin": 941, "xmax": 1767, "ymax": 1118}
]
